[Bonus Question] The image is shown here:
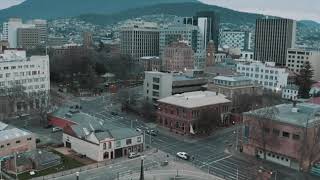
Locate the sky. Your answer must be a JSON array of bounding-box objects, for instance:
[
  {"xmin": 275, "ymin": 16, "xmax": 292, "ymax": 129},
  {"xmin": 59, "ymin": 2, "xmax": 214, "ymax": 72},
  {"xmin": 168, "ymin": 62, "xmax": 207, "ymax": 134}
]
[{"xmin": 0, "ymin": 0, "xmax": 319, "ymax": 22}]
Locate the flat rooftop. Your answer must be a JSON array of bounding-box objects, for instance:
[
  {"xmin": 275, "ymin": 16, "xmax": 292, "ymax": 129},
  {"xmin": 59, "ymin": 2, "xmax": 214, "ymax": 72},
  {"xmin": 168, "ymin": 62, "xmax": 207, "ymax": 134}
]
[
  {"xmin": 0, "ymin": 128, "xmax": 32, "ymax": 141},
  {"xmin": 244, "ymin": 103, "xmax": 320, "ymax": 127},
  {"xmin": 158, "ymin": 91, "xmax": 231, "ymax": 108},
  {"xmin": 214, "ymin": 75, "xmax": 252, "ymax": 82}
]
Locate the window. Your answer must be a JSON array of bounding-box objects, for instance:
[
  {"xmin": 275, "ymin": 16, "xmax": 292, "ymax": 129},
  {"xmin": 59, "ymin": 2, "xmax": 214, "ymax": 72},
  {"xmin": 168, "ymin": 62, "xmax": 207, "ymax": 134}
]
[
  {"xmin": 153, "ymin": 77, "xmax": 160, "ymax": 83},
  {"xmin": 282, "ymin": 131, "xmax": 290, "ymax": 138},
  {"xmin": 153, "ymin": 84, "xmax": 159, "ymax": 90},
  {"xmin": 103, "ymin": 143, "xmax": 106, "ymax": 150},
  {"xmin": 7, "ymin": 143, "xmax": 10, "ymax": 146},
  {"xmin": 0, "ymin": 145, "xmax": 3, "ymax": 148},
  {"xmin": 292, "ymin": 134, "xmax": 300, "ymax": 140},
  {"xmin": 116, "ymin": 141, "xmax": 121, "ymax": 147},
  {"xmin": 272, "ymin": 129, "xmax": 280, "ymax": 136},
  {"xmin": 27, "ymin": 137, "xmax": 32, "ymax": 141},
  {"xmin": 263, "ymin": 128, "xmax": 270, "ymax": 133},
  {"xmin": 126, "ymin": 139, "xmax": 132, "ymax": 145},
  {"xmin": 137, "ymin": 137, "xmax": 142, "ymax": 142},
  {"xmin": 16, "ymin": 140, "xmax": 21, "ymax": 144}
]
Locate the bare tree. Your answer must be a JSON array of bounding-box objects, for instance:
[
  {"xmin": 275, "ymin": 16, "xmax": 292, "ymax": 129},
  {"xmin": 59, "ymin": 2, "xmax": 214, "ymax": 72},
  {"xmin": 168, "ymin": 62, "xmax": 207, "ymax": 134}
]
[
  {"xmin": 299, "ymin": 117, "xmax": 320, "ymax": 177},
  {"xmin": 249, "ymin": 106, "xmax": 280, "ymax": 160},
  {"xmin": 30, "ymin": 90, "xmax": 52, "ymax": 126},
  {"xmin": 140, "ymin": 100, "xmax": 156, "ymax": 122},
  {"xmin": 196, "ymin": 110, "xmax": 221, "ymax": 135}
]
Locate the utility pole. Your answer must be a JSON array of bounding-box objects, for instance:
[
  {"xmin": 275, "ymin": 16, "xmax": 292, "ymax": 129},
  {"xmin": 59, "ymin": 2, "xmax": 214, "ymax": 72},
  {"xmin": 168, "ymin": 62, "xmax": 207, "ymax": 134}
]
[{"xmin": 139, "ymin": 156, "xmax": 144, "ymax": 180}]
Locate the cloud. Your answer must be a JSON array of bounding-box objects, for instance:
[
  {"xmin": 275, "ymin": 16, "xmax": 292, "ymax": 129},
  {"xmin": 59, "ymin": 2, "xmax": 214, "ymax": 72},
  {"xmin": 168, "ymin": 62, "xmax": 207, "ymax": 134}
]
[
  {"xmin": 199, "ymin": 0, "xmax": 320, "ymax": 22},
  {"xmin": 0, "ymin": 0, "xmax": 25, "ymax": 10}
]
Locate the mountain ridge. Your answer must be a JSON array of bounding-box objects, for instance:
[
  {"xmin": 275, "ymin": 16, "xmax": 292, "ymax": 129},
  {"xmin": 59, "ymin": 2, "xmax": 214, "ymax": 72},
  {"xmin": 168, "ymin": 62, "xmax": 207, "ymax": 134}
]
[{"xmin": 0, "ymin": 0, "xmax": 198, "ymax": 22}]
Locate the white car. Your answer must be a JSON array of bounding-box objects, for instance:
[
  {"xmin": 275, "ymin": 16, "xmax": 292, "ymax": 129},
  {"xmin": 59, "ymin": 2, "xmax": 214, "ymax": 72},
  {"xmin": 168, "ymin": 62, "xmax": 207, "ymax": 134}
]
[
  {"xmin": 176, "ymin": 152, "xmax": 189, "ymax": 160},
  {"xmin": 52, "ymin": 127, "xmax": 62, "ymax": 132}
]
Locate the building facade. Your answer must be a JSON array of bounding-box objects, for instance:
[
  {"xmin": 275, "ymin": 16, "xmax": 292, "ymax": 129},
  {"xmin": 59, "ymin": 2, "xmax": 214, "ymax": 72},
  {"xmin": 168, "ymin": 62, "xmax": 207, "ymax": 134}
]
[
  {"xmin": 286, "ymin": 48, "xmax": 320, "ymax": 80},
  {"xmin": 163, "ymin": 41, "xmax": 194, "ymax": 72},
  {"xmin": 49, "ymin": 107, "xmax": 144, "ymax": 162},
  {"xmin": 282, "ymin": 85, "xmax": 299, "ymax": 100},
  {"xmin": 208, "ymin": 75, "xmax": 263, "ymax": 103},
  {"xmin": 143, "ymin": 71, "xmax": 207, "ymax": 103},
  {"xmin": 240, "ymin": 51, "xmax": 254, "ymax": 61},
  {"xmin": 236, "ymin": 61, "xmax": 289, "ymax": 91},
  {"xmin": 17, "ymin": 28, "xmax": 40, "ymax": 49},
  {"xmin": 254, "ymin": 18, "xmax": 296, "ymax": 66},
  {"xmin": 159, "ymin": 24, "xmax": 200, "ymax": 56},
  {"xmin": 28, "ymin": 19, "xmax": 48, "ymax": 44},
  {"xmin": 120, "ymin": 21, "xmax": 159, "ymax": 61},
  {"xmin": 83, "ymin": 31, "xmax": 93, "ymax": 47},
  {"xmin": 157, "ymin": 91, "xmax": 231, "ymax": 135},
  {"xmin": 219, "ymin": 30, "xmax": 252, "ymax": 50},
  {"xmin": 0, "ymin": 127, "xmax": 36, "ymax": 157},
  {"xmin": 242, "ymin": 103, "xmax": 320, "ymax": 171},
  {"xmin": 0, "ymin": 50, "xmax": 50, "ymax": 118},
  {"xmin": 140, "ymin": 56, "xmax": 161, "ymax": 71}
]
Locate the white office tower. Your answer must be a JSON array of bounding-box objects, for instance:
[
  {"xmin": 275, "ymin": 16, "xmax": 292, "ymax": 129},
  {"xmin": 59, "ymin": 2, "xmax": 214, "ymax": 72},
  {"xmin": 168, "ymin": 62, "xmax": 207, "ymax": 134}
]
[{"xmin": 6, "ymin": 18, "xmax": 35, "ymax": 48}]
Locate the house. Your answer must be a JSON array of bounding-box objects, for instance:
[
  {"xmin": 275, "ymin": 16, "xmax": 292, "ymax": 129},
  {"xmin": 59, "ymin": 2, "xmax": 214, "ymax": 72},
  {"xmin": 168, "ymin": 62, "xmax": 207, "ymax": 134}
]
[
  {"xmin": 48, "ymin": 107, "xmax": 144, "ymax": 162},
  {"xmin": 157, "ymin": 91, "xmax": 231, "ymax": 135},
  {"xmin": 282, "ymin": 85, "xmax": 299, "ymax": 100},
  {"xmin": 242, "ymin": 103, "xmax": 320, "ymax": 171}
]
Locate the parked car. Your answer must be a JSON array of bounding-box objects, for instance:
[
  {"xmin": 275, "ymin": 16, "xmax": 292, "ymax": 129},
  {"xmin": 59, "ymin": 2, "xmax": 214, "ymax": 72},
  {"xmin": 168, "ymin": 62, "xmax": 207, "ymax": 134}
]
[
  {"xmin": 146, "ymin": 129, "xmax": 157, "ymax": 136},
  {"xmin": 176, "ymin": 152, "xmax": 189, "ymax": 160},
  {"xmin": 52, "ymin": 127, "xmax": 62, "ymax": 132},
  {"xmin": 128, "ymin": 152, "xmax": 140, "ymax": 159},
  {"xmin": 136, "ymin": 128, "xmax": 143, "ymax": 134}
]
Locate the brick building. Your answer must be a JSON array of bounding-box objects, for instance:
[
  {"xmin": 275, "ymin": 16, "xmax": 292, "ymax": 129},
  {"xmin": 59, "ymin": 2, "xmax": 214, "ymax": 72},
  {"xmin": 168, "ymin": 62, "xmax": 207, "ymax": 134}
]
[
  {"xmin": 157, "ymin": 91, "xmax": 231, "ymax": 135},
  {"xmin": 163, "ymin": 41, "xmax": 194, "ymax": 72},
  {"xmin": 242, "ymin": 103, "xmax": 320, "ymax": 171}
]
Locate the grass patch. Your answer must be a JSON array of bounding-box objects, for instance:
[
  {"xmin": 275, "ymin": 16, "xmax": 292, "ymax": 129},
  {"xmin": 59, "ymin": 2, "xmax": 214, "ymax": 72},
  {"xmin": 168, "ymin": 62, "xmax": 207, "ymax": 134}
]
[{"xmin": 18, "ymin": 150, "xmax": 84, "ymax": 180}]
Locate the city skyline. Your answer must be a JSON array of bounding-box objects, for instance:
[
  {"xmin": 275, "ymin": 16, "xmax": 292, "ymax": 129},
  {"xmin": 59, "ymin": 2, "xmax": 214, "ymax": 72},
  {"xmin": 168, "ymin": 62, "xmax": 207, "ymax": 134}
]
[{"xmin": 0, "ymin": 0, "xmax": 319, "ymax": 22}]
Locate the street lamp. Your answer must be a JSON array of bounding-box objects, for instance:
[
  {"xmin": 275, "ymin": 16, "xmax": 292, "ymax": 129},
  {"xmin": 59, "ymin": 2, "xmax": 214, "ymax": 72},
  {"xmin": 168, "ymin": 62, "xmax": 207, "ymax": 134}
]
[{"xmin": 76, "ymin": 171, "xmax": 79, "ymax": 180}]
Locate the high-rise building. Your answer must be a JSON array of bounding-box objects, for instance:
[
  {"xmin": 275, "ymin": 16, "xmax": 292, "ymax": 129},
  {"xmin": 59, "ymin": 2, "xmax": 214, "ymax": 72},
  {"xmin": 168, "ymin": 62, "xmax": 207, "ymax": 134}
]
[
  {"xmin": 29, "ymin": 19, "xmax": 48, "ymax": 44},
  {"xmin": 3, "ymin": 18, "xmax": 47, "ymax": 48},
  {"xmin": 254, "ymin": 18, "xmax": 296, "ymax": 66},
  {"xmin": 219, "ymin": 30, "xmax": 252, "ymax": 50},
  {"xmin": 163, "ymin": 41, "xmax": 194, "ymax": 72},
  {"xmin": 159, "ymin": 24, "xmax": 200, "ymax": 56},
  {"xmin": 193, "ymin": 11, "xmax": 220, "ymax": 52},
  {"xmin": 120, "ymin": 20, "xmax": 159, "ymax": 61},
  {"xmin": 286, "ymin": 48, "xmax": 320, "ymax": 80},
  {"xmin": 17, "ymin": 28, "xmax": 40, "ymax": 49},
  {"xmin": 83, "ymin": 31, "xmax": 93, "ymax": 47}
]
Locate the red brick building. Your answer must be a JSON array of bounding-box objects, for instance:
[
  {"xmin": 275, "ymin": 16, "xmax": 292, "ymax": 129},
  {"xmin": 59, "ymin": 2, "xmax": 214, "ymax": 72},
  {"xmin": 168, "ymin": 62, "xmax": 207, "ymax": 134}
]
[
  {"xmin": 157, "ymin": 91, "xmax": 231, "ymax": 135},
  {"xmin": 242, "ymin": 103, "xmax": 320, "ymax": 171},
  {"xmin": 163, "ymin": 41, "xmax": 194, "ymax": 72}
]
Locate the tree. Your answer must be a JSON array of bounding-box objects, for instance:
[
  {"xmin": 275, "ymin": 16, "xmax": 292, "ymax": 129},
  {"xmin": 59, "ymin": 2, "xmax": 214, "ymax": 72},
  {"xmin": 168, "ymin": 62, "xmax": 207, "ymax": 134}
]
[
  {"xmin": 140, "ymin": 101, "xmax": 156, "ymax": 122},
  {"xmin": 296, "ymin": 63, "xmax": 314, "ymax": 98},
  {"xmin": 299, "ymin": 117, "xmax": 320, "ymax": 177},
  {"xmin": 30, "ymin": 91, "xmax": 52, "ymax": 126},
  {"xmin": 249, "ymin": 106, "xmax": 280, "ymax": 160},
  {"xmin": 196, "ymin": 110, "xmax": 221, "ymax": 135}
]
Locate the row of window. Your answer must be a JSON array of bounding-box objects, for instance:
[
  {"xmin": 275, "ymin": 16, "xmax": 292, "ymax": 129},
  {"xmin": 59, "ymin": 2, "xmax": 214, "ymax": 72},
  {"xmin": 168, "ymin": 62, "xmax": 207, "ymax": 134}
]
[
  {"xmin": 0, "ymin": 71, "xmax": 42, "ymax": 79},
  {"xmin": 288, "ymin": 55, "xmax": 309, "ymax": 59},
  {"xmin": 264, "ymin": 128, "xmax": 300, "ymax": 140},
  {"xmin": 0, "ymin": 137, "xmax": 32, "ymax": 148},
  {"xmin": 238, "ymin": 66, "xmax": 279, "ymax": 74},
  {"xmin": 0, "ymin": 64, "xmax": 38, "ymax": 70}
]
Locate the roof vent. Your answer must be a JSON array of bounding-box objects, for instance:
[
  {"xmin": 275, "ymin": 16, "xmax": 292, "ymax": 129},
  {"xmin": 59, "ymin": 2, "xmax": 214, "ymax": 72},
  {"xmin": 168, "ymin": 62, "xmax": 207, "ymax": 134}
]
[{"xmin": 292, "ymin": 107, "xmax": 299, "ymax": 113}]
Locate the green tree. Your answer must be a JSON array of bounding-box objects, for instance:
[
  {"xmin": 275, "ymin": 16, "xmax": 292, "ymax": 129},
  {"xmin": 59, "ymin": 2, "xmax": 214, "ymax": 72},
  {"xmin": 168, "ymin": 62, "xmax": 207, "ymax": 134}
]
[{"xmin": 296, "ymin": 63, "xmax": 314, "ymax": 98}]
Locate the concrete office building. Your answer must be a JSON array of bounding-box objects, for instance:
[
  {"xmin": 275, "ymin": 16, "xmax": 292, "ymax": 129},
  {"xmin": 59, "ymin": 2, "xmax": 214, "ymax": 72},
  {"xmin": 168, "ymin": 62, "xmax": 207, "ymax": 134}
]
[
  {"xmin": 0, "ymin": 50, "xmax": 50, "ymax": 118},
  {"xmin": 236, "ymin": 61, "xmax": 289, "ymax": 91},
  {"xmin": 28, "ymin": 19, "xmax": 47, "ymax": 44},
  {"xmin": 17, "ymin": 28, "xmax": 40, "ymax": 49},
  {"xmin": 163, "ymin": 41, "xmax": 194, "ymax": 72},
  {"xmin": 143, "ymin": 71, "xmax": 207, "ymax": 103},
  {"xmin": 240, "ymin": 51, "xmax": 254, "ymax": 61},
  {"xmin": 159, "ymin": 24, "xmax": 201, "ymax": 56},
  {"xmin": 120, "ymin": 20, "xmax": 159, "ymax": 61},
  {"xmin": 83, "ymin": 31, "xmax": 93, "ymax": 47},
  {"xmin": 254, "ymin": 18, "xmax": 296, "ymax": 66},
  {"xmin": 219, "ymin": 30, "xmax": 252, "ymax": 50},
  {"xmin": 3, "ymin": 18, "xmax": 47, "ymax": 48},
  {"xmin": 286, "ymin": 48, "xmax": 320, "ymax": 80}
]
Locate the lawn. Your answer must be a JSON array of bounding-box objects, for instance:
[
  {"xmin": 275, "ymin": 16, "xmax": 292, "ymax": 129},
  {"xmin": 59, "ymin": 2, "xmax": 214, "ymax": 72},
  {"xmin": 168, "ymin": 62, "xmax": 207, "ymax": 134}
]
[{"xmin": 18, "ymin": 150, "xmax": 84, "ymax": 180}]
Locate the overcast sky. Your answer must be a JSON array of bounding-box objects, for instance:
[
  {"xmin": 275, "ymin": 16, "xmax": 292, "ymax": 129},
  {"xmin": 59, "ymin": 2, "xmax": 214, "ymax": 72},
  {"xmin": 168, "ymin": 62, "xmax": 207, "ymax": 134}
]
[{"xmin": 0, "ymin": 0, "xmax": 319, "ymax": 22}]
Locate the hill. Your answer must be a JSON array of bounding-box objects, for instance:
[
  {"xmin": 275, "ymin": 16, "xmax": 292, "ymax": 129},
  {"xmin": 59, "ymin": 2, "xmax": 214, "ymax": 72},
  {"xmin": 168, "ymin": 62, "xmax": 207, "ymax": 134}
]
[
  {"xmin": 0, "ymin": 0, "xmax": 197, "ymax": 22},
  {"xmin": 78, "ymin": 2, "xmax": 266, "ymax": 26}
]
